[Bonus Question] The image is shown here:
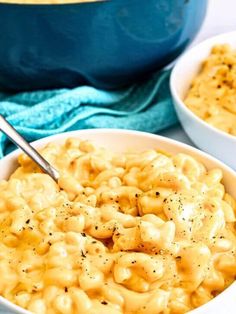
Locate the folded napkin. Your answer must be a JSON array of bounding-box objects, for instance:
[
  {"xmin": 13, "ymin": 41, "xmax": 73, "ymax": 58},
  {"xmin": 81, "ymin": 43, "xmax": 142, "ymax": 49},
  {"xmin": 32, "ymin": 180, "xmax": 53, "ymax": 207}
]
[{"xmin": 0, "ymin": 69, "xmax": 178, "ymax": 160}]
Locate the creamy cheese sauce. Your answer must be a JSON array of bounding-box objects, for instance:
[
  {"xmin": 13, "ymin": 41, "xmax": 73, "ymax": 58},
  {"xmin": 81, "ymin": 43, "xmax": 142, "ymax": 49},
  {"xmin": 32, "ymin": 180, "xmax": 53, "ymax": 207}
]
[
  {"xmin": 0, "ymin": 138, "xmax": 236, "ymax": 314},
  {"xmin": 0, "ymin": 0, "xmax": 100, "ymax": 4},
  {"xmin": 185, "ymin": 44, "xmax": 236, "ymax": 136}
]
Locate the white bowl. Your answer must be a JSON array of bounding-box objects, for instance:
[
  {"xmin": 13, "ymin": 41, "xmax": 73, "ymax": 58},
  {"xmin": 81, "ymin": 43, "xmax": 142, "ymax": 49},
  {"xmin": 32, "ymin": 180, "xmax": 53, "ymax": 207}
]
[
  {"xmin": 0, "ymin": 129, "xmax": 235, "ymax": 314},
  {"xmin": 170, "ymin": 31, "xmax": 236, "ymax": 170}
]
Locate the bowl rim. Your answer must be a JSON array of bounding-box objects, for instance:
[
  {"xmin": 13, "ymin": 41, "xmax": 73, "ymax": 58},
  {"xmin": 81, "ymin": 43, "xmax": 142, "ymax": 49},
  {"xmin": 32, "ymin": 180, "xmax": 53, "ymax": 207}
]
[
  {"xmin": 170, "ymin": 30, "xmax": 236, "ymax": 142},
  {"xmin": 0, "ymin": 128, "xmax": 236, "ymax": 176},
  {"xmin": 0, "ymin": 128, "xmax": 236, "ymax": 314}
]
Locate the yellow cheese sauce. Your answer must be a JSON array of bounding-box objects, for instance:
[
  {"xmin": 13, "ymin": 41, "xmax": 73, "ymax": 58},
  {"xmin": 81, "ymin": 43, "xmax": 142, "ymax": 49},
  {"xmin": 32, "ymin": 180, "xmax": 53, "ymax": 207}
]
[
  {"xmin": 0, "ymin": 0, "xmax": 99, "ymax": 4},
  {"xmin": 0, "ymin": 138, "xmax": 236, "ymax": 314},
  {"xmin": 185, "ymin": 44, "xmax": 236, "ymax": 136}
]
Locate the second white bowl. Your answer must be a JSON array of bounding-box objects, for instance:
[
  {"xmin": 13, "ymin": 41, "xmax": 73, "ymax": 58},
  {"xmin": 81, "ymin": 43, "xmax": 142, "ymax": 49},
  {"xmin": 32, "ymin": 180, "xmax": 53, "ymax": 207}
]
[{"xmin": 170, "ymin": 31, "xmax": 236, "ymax": 170}]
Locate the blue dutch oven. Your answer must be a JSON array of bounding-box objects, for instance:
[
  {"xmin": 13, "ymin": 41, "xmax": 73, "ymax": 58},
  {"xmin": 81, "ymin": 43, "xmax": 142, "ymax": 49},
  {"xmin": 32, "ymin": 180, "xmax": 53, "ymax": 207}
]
[{"xmin": 0, "ymin": 0, "xmax": 207, "ymax": 91}]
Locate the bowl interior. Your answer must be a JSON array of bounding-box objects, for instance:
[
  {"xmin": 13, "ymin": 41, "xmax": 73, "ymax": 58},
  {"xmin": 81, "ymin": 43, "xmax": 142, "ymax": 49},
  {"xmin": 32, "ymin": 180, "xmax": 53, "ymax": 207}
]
[
  {"xmin": 0, "ymin": 129, "xmax": 236, "ymax": 314},
  {"xmin": 172, "ymin": 30, "xmax": 236, "ymax": 103},
  {"xmin": 1, "ymin": 129, "xmax": 236, "ymax": 195}
]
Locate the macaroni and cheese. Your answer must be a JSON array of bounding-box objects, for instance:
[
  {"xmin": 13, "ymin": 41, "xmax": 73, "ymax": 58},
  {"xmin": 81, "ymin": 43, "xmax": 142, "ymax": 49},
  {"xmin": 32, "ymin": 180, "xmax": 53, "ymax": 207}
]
[
  {"xmin": 185, "ymin": 44, "xmax": 236, "ymax": 136},
  {"xmin": 0, "ymin": 0, "xmax": 99, "ymax": 4},
  {"xmin": 0, "ymin": 139, "xmax": 236, "ymax": 314}
]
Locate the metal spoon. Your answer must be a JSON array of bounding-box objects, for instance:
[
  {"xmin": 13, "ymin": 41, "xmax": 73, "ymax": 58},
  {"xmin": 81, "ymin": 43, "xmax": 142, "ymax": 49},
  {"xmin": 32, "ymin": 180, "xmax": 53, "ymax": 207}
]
[{"xmin": 0, "ymin": 115, "xmax": 59, "ymax": 182}]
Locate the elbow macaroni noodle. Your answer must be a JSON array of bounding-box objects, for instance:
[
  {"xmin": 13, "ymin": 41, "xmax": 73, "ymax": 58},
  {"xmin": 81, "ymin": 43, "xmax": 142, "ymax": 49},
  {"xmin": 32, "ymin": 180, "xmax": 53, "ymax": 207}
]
[
  {"xmin": 185, "ymin": 44, "xmax": 236, "ymax": 136},
  {"xmin": 0, "ymin": 138, "xmax": 236, "ymax": 314}
]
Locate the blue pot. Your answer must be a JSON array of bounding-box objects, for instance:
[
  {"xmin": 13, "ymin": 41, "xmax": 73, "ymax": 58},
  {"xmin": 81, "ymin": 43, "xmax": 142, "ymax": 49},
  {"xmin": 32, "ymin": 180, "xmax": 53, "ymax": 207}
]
[{"xmin": 0, "ymin": 0, "xmax": 207, "ymax": 91}]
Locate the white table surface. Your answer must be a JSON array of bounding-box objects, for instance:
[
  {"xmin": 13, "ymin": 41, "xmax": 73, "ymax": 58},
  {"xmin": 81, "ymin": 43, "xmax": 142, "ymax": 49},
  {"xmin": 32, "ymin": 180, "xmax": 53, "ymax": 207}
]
[{"xmin": 160, "ymin": 0, "xmax": 236, "ymax": 147}]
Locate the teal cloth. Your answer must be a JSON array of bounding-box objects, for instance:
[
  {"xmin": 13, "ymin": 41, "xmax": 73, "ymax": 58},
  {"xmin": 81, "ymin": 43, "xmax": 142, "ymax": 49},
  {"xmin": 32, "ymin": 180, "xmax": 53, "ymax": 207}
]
[{"xmin": 0, "ymin": 70, "xmax": 178, "ymax": 160}]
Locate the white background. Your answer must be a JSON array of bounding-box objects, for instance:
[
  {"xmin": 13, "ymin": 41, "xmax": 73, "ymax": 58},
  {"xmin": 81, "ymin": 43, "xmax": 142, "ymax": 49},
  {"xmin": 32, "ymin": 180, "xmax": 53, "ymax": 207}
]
[{"xmin": 161, "ymin": 0, "xmax": 236, "ymax": 145}]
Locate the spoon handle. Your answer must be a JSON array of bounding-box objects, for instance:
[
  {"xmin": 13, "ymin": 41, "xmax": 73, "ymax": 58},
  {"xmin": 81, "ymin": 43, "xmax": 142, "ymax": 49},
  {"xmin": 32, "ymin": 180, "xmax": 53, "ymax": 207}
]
[{"xmin": 0, "ymin": 115, "xmax": 59, "ymax": 182}]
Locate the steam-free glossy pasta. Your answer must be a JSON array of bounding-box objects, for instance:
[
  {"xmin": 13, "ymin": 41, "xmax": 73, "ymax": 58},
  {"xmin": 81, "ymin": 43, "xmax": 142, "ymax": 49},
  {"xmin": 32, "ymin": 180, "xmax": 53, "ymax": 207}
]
[
  {"xmin": 185, "ymin": 44, "xmax": 236, "ymax": 136},
  {"xmin": 0, "ymin": 139, "xmax": 236, "ymax": 314}
]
